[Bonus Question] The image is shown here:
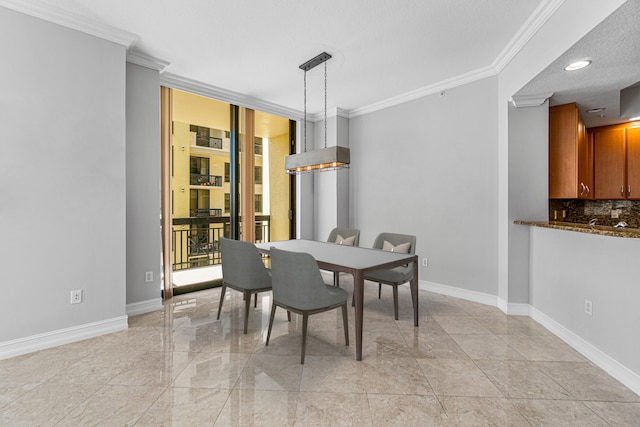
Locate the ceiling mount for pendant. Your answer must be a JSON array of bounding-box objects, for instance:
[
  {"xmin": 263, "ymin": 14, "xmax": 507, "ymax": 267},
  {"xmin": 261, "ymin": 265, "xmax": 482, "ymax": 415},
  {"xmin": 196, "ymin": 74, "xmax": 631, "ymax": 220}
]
[
  {"xmin": 299, "ymin": 52, "xmax": 332, "ymax": 72},
  {"xmin": 285, "ymin": 51, "xmax": 350, "ymax": 175}
]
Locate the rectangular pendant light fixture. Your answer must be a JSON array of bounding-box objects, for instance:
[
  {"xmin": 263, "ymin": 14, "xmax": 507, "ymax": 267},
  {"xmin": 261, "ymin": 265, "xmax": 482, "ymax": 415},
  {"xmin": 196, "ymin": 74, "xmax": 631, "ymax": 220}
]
[
  {"xmin": 285, "ymin": 52, "xmax": 351, "ymax": 175},
  {"xmin": 285, "ymin": 145, "xmax": 350, "ymax": 173}
]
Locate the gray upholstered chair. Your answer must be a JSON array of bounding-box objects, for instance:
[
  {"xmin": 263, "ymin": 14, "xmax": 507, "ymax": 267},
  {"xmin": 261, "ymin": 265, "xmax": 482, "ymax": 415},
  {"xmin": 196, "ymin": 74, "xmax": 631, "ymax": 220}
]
[
  {"xmin": 327, "ymin": 227, "xmax": 360, "ymax": 246},
  {"xmin": 364, "ymin": 232, "xmax": 416, "ymax": 320},
  {"xmin": 217, "ymin": 237, "xmax": 272, "ymax": 334},
  {"xmin": 266, "ymin": 247, "xmax": 349, "ymax": 364},
  {"xmin": 326, "ymin": 227, "xmax": 360, "ymax": 286}
]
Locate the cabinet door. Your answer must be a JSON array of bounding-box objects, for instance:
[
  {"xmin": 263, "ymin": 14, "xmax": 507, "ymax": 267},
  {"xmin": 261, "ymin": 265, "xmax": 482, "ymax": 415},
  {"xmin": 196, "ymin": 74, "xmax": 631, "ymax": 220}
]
[
  {"xmin": 577, "ymin": 115, "xmax": 593, "ymax": 199},
  {"xmin": 594, "ymin": 128, "xmax": 626, "ymax": 199},
  {"xmin": 549, "ymin": 104, "xmax": 578, "ymax": 198},
  {"xmin": 627, "ymin": 127, "xmax": 640, "ymax": 200}
]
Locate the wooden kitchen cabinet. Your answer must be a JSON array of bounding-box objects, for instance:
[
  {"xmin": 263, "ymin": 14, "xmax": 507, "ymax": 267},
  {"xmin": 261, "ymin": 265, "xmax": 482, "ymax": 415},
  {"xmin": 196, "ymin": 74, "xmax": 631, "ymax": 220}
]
[
  {"xmin": 627, "ymin": 127, "xmax": 640, "ymax": 199},
  {"xmin": 593, "ymin": 128, "xmax": 626, "ymax": 199},
  {"xmin": 591, "ymin": 124, "xmax": 640, "ymax": 200},
  {"xmin": 549, "ymin": 103, "xmax": 592, "ymax": 199}
]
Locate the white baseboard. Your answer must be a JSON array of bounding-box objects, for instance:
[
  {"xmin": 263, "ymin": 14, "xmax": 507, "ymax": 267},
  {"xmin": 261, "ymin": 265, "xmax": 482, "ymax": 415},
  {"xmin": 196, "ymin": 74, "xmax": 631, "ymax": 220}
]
[
  {"xmin": 530, "ymin": 307, "xmax": 640, "ymax": 396},
  {"xmin": 421, "ymin": 281, "xmax": 640, "ymax": 396},
  {"xmin": 126, "ymin": 298, "xmax": 163, "ymax": 316},
  {"xmin": 498, "ymin": 298, "xmax": 531, "ymax": 316},
  {"xmin": 420, "ymin": 280, "xmax": 499, "ymax": 307},
  {"xmin": 0, "ymin": 297, "xmax": 163, "ymax": 360},
  {"xmin": 0, "ymin": 316, "xmax": 128, "ymax": 360},
  {"xmin": 420, "ymin": 280, "xmax": 530, "ymax": 316}
]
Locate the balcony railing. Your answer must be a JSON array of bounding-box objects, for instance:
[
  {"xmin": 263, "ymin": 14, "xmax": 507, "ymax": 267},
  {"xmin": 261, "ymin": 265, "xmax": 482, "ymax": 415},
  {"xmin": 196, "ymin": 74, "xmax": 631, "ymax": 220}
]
[
  {"xmin": 190, "ymin": 208, "xmax": 222, "ymax": 218},
  {"xmin": 195, "ymin": 135, "xmax": 223, "ymax": 149},
  {"xmin": 190, "ymin": 174, "xmax": 222, "ymax": 187},
  {"xmin": 171, "ymin": 215, "xmax": 271, "ymax": 271}
]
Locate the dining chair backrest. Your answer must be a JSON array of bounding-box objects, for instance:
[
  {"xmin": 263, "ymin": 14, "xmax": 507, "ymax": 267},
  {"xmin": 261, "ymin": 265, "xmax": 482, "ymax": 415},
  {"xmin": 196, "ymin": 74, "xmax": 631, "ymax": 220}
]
[
  {"xmin": 219, "ymin": 237, "xmax": 271, "ymax": 290},
  {"xmin": 267, "ymin": 246, "xmax": 350, "ymax": 364},
  {"xmin": 327, "ymin": 227, "xmax": 360, "ymax": 246},
  {"xmin": 270, "ymin": 247, "xmax": 334, "ymax": 310},
  {"xmin": 366, "ymin": 232, "xmax": 417, "ymax": 320},
  {"xmin": 372, "ymin": 232, "xmax": 416, "ymax": 255}
]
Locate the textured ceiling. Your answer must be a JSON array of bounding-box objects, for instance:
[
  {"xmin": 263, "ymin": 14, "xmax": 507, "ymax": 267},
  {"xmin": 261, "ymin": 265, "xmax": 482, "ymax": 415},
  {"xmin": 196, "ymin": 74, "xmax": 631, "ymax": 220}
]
[
  {"xmin": 515, "ymin": 0, "xmax": 640, "ymax": 128},
  {"xmin": 32, "ymin": 0, "xmax": 542, "ymax": 115}
]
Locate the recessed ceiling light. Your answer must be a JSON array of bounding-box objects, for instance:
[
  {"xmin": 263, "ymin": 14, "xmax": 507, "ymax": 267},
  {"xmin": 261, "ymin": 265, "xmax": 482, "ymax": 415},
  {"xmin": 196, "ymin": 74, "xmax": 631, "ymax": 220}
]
[
  {"xmin": 586, "ymin": 108, "xmax": 605, "ymax": 113},
  {"xmin": 564, "ymin": 60, "xmax": 592, "ymax": 71},
  {"xmin": 629, "ymin": 116, "xmax": 640, "ymax": 121}
]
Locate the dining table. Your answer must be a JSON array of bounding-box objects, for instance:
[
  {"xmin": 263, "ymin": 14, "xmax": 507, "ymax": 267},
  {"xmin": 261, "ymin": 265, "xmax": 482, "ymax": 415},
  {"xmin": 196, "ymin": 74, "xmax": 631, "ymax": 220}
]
[{"xmin": 255, "ymin": 239, "xmax": 419, "ymax": 361}]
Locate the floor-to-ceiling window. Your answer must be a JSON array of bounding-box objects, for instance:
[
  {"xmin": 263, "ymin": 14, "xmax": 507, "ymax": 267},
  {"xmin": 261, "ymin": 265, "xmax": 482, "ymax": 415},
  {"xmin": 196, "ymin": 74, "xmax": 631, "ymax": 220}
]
[{"xmin": 162, "ymin": 88, "xmax": 294, "ymax": 294}]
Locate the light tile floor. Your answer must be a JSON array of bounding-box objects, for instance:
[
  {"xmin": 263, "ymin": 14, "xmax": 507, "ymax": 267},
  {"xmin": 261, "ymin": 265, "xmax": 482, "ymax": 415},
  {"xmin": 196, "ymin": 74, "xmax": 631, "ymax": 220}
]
[{"xmin": 1, "ymin": 273, "xmax": 639, "ymax": 426}]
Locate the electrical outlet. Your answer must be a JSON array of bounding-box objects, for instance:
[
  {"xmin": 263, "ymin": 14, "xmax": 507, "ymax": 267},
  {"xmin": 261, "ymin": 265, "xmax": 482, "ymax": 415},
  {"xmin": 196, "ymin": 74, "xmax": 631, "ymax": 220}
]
[
  {"xmin": 584, "ymin": 299, "xmax": 593, "ymax": 316},
  {"xmin": 562, "ymin": 210, "xmax": 566, "ymax": 218},
  {"xmin": 422, "ymin": 258, "xmax": 429, "ymax": 267},
  {"xmin": 145, "ymin": 271, "xmax": 153, "ymax": 283},
  {"xmin": 554, "ymin": 210, "xmax": 558, "ymax": 220},
  {"xmin": 70, "ymin": 290, "xmax": 83, "ymax": 304}
]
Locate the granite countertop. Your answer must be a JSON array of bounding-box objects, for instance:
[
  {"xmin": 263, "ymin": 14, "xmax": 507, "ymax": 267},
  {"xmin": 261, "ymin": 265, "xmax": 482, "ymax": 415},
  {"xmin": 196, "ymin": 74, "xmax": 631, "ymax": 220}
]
[{"xmin": 514, "ymin": 220, "xmax": 640, "ymax": 238}]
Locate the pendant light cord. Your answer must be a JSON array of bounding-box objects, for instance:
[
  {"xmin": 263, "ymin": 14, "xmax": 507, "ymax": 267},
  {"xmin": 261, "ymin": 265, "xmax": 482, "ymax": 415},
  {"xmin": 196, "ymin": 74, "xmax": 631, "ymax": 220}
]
[
  {"xmin": 301, "ymin": 55, "xmax": 327, "ymax": 153},
  {"xmin": 324, "ymin": 61, "xmax": 327, "ymax": 149},
  {"xmin": 303, "ymin": 70, "xmax": 307, "ymax": 153}
]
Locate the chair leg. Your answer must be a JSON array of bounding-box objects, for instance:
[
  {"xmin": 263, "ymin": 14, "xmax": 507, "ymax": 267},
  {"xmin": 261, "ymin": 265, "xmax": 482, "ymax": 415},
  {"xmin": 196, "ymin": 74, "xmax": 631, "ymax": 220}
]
[
  {"xmin": 392, "ymin": 285, "xmax": 399, "ymax": 320},
  {"xmin": 342, "ymin": 302, "xmax": 349, "ymax": 346},
  {"xmin": 216, "ymin": 284, "xmax": 227, "ymax": 320},
  {"xmin": 378, "ymin": 283, "xmax": 382, "ymax": 299},
  {"xmin": 266, "ymin": 303, "xmax": 277, "ymax": 346},
  {"xmin": 301, "ymin": 313, "xmax": 309, "ymax": 364},
  {"xmin": 287, "ymin": 311, "xmax": 291, "ymax": 321},
  {"xmin": 254, "ymin": 293, "xmax": 258, "ymax": 307},
  {"xmin": 333, "ymin": 272, "xmax": 340, "ymax": 287},
  {"xmin": 243, "ymin": 291, "xmax": 252, "ymax": 334}
]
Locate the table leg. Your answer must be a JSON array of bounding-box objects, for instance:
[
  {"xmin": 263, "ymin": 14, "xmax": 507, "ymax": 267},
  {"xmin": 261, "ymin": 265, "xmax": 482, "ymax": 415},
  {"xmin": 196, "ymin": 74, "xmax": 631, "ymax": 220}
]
[
  {"xmin": 353, "ymin": 270, "xmax": 364, "ymax": 361},
  {"xmin": 411, "ymin": 259, "xmax": 419, "ymax": 326}
]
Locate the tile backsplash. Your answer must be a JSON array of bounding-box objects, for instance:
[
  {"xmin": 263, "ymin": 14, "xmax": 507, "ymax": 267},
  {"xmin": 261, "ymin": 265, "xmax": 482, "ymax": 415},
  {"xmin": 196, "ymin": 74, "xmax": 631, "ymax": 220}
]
[{"xmin": 549, "ymin": 199, "xmax": 640, "ymax": 228}]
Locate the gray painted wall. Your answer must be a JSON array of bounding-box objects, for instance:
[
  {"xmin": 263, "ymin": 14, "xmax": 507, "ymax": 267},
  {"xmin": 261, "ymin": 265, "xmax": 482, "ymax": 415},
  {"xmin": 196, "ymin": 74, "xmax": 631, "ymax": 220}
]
[
  {"xmin": 296, "ymin": 120, "xmax": 315, "ymax": 240},
  {"xmin": 496, "ymin": 0, "xmax": 626, "ymax": 306},
  {"xmin": 314, "ymin": 114, "xmax": 335, "ymax": 240},
  {"xmin": 125, "ymin": 63, "xmax": 162, "ymax": 305},
  {"xmin": 0, "ymin": 8, "xmax": 127, "ymax": 341},
  {"xmin": 497, "ymin": 0, "xmax": 636, "ymax": 384},
  {"xmin": 314, "ymin": 114, "xmax": 350, "ymax": 241},
  {"xmin": 336, "ymin": 116, "xmax": 350, "ymax": 231},
  {"xmin": 349, "ymin": 77, "xmax": 499, "ymax": 294},
  {"xmin": 315, "ymin": 170, "xmax": 337, "ymax": 240},
  {"xmin": 507, "ymin": 103, "xmax": 549, "ymax": 304},
  {"xmin": 530, "ymin": 227, "xmax": 640, "ymax": 375}
]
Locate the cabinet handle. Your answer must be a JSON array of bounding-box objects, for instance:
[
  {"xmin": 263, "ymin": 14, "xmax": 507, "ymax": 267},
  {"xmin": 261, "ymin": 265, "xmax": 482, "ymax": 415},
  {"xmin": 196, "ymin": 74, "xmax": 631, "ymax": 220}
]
[
  {"xmin": 621, "ymin": 186, "xmax": 624, "ymax": 197},
  {"xmin": 586, "ymin": 185, "xmax": 590, "ymax": 196},
  {"xmin": 629, "ymin": 185, "xmax": 632, "ymax": 197},
  {"xmin": 580, "ymin": 183, "xmax": 585, "ymax": 196}
]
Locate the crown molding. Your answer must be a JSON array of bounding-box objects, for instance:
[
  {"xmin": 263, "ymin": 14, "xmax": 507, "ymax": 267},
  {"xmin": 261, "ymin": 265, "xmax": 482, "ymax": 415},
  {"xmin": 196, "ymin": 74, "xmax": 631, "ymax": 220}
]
[
  {"xmin": 349, "ymin": 0, "xmax": 565, "ymax": 118},
  {"xmin": 0, "ymin": 0, "xmax": 138, "ymax": 48},
  {"xmin": 492, "ymin": 0, "xmax": 565, "ymax": 72},
  {"xmin": 126, "ymin": 51, "xmax": 170, "ymax": 72},
  {"xmin": 160, "ymin": 72, "xmax": 302, "ymax": 121},
  {"xmin": 349, "ymin": 65, "xmax": 497, "ymax": 118},
  {"xmin": 157, "ymin": 0, "xmax": 565, "ymax": 122},
  {"xmin": 1, "ymin": 0, "xmax": 566, "ymax": 121},
  {"xmin": 510, "ymin": 93, "xmax": 553, "ymax": 108},
  {"xmin": 310, "ymin": 107, "xmax": 350, "ymax": 122},
  {"xmin": 333, "ymin": 107, "xmax": 350, "ymax": 119}
]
